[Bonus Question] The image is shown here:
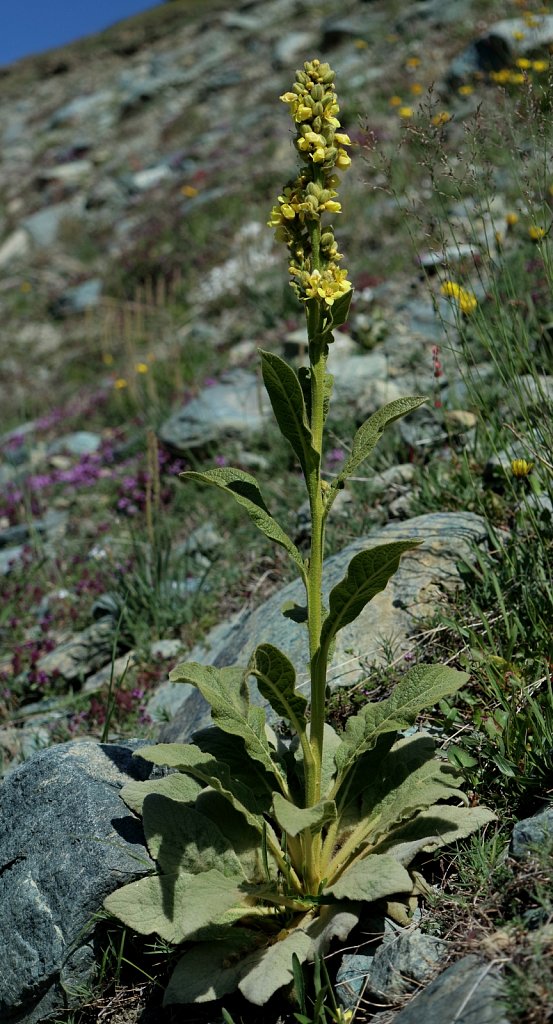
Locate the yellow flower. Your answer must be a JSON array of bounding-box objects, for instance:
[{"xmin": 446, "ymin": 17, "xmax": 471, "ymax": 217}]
[
  {"xmin": 335, "ymin": 149, "xmax": 351, "ymax": 169},
  {"xmin": 354, "ymin": 38, "xmax": 368, "ymax": 48},
  {"xmin": 410, "ymin": 82, "xmax": 424, "ymax": 95},
  {"xmin": 508, "ymin": 72, "xmax": 526, "ymax": 84},
  {"xmin": 432, "ymin": 111, "xmax": 451, "ymax": 126},
  {"xmin": 181, "ymin": 184, "xmax": 199, "ymax": 197},
  {"xmin": 20, "ymin": 281, "xmax": 32, "ymax": 293},
  {"xmin": 512, "ymin": 30, "xmax": 526, "ymax": 39},
  {"xmin": 511, "ymin": 458, "xmax": 533, "ymax": 477},
  {"xmin": 490, "ymin": 68, "xmax": 511, "ymax": 84},
  {"xmin": 458, "ymin": 84, "xmax": 474, "ymax": 95},
  {"xmin": 532, "ymin": 60, "xmax": 549, "ymax": 72},
  {"xmin": 440, "ymin": 280, "xmax": 478, "ymax": 314},
  {"xmin": 102, "ymin": 352, "xmax": 114, "ymax": 366},
  {"xmin": 135, "ymin": 362, "xmax": 148, "ymax": 374},
  {"xmin": 398, "ymin": 106, "xmax": 414, "ymax": 118},
  {"xmin": 114, "ymin": 378, "xmax": 128, "ymax": 390},
  {"xmin": 515, "ymin": 57, "xmax": 532, "ymax": 68},
  {"xmin": 506, "ymin": 211, "xmax": 519, "ymax": 226},
  {"xmin": 406, "ymin": 56, "xmax": 421, "ymax": 68},
  {"xmin": 389, "ymin": 95, "xmax": 403, "ymax": 106},
  {"xmin": 528, "ymin": 225, "xmax": 546, "ymax": 240}
]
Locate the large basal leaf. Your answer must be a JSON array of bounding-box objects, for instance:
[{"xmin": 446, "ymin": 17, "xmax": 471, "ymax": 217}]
[
  {"xmin": 325, "ymin": 854, "xmax": 413, "ymax": 902},
  {"xmin": 142, "ymin": 794, "xmax": 245, "ymax": 878},
  {"xmin": 273, "ymin": 793, "xmax": 337, "ymax": 838},
  {"xmin": 259, "ymin": 349, "xmax": 317, "ymax": 477},
  {"xmin": 193, "ymin": 726, "xmax": 276, "ymax": 803},
  {"xmin": 318, "ymin": 541, "xmax": 420, "ymax": 655},
  {"xmin": 249, "ymin": 643, "xmax": 307, "ymax": 732},
  {"xmin": 375, "ymin": 804, "xmax": 497, "ymax": 862},
  {"xmin": 120, "ymin": 772, "xmax": 202, "ymax": 817},
  {"xmin": 305, "ymin": 902, "xmax": 360, "ymax": 959},
  {"xmin": 238, "ymin": 923, "xmax": 313, "ymax": 1005},
  {"xmin": 104, "ymin": 868, "xmax": 248, "ymax": 944},
  {"xmin": 181, "ymin": 467, "xmax": 306, "ymax": 580},
  {"xmin": 334, "ymin": 664, "xmax": 469, "ymax": 783},
  {"xmin": 195, "ymin": 789, "xmax": 268, "ymax": 882},
  {"xmin": 327, "ymin": 397, "xmax": 427, "ymax": 509},
  {"xmin": 164, "ymin": 932, "xmax": 260, "ymax": 1005},
  {"xmin": 169, "ymin": 662, "xmax": 285, "ymax": 787},
  {"xmin": 136, "ymin": 743, "xmax": 268, "ymax": 836}
]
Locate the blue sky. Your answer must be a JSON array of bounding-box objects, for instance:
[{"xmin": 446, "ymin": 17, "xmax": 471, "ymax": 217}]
[{"xmin": 1, "ymin": 1, "xmax": 162, "ymax": 67}]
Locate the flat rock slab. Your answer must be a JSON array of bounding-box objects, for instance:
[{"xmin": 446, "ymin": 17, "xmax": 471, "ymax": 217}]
[
  {"xmin": 0, "ymin": 741, "xmax": 158, "ymax": 1024},
  {"xmin": 384, "ymin": 955, "xmax": 509, "ymax": 1024},
  {"xmin": 151, "ymin": 511, "xmax": 487, "ymax": 741},
  {"xmin": 158, "ymin": 369, "xmax": 271, "ymax": 451}
]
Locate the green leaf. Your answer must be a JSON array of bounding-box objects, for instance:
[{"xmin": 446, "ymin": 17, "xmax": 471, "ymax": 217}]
[
  {"xmin": 259, "ymin": 350, "xmax": 318, "ymax": 477},
  {"xmin": 142, "ymin": 794, "xmax": 245, "ymax": 878},
  {"xmin": 136, "ymin": 743, "xmax": 269, "ymax": 836},
  {"xmin": 181, "ymin": 467, "xmax": 306, "ymax": 580},
  {"xmin": 375, "ymin": 804, "xmax": 497, "ymax": 862},
  {"xmin": 238, "ymin": 925, "xmax": 313, "ymax": 1005},
  {"xmin": 325, "ymin": 854, "xmax": 412, "ymax": 901},
  {"xmin": 327, "ymin": 397, "xmax": 427, "ymax": 509},
  {"xmin": 328, "ymin": 288, "xmax": 352, "ymax": 330},
  {"xmin": 193, "ymin": 726, "xmax": 275, "ymax": 802},
  {"xmin": 120, "ymin": 772, "xmax": 202, "ymax": 817},
  {"xmin": 281, "ymin": 601, "xmax": 308, "ymax": 624},
  {"xmin": 273, "ymin": 793, "xmax": 337, "ymax": 838},
  {"xmin": 164, "ymin": 932, "xmax": 260, "ymax": 1004},
  {"xmin": 318, "ymin": 541, "xmax": 420, "ymax": 655},
  {"xmin": 334, "ymin": 664, "xmax": 469, "ymax": 783},
  {"xmin": 104, "ymin": 868, "xmax": 248, "ymax": 944},
  {"xmin": 304, "ymin": 902, "xmax": 360, "ymax": 959},
  {"xmin": 248, "ymin": 643, "xmax": 308, "ymax": 732},
  {"xmin": 168, "ymin": 662, "xmax": 285, "ymax": 787},
  {"xmin": 195, "ymin": 789, "xmax": 269, "ymax": 882}
]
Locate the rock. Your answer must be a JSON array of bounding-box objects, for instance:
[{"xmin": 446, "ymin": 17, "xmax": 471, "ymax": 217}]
[
  {"xmin": 38, "ymin": 159, "xmax": 93, "ymax": 184},
  {"xmin": 52, "ymin": 431, "xmax": 102, "ymax": 456},
  {"xmin": 332, "ymin": 351, "xmax": 389, "ymax": 404},
  {"xmin": 16, "ymin": 322, "xmax": 63, "ymax": 355},
  {"xmin": 0, "ymin": 545, "xmax": 24, "ymax": 575},
  {"xmin": 49, "ymin": 91, "xmax": 116, "ymax": 128},
  {"xmin": 36, "ymin": 620, "xmax": 116, "ymax": 685},
  {"xmin": 149, "ymin": 511, "xmax": 488, "ymax": 736},
  {"xmin": 385, "ymin": 955, "xmax": 509, "ymax": 1024},
  {"xmin": 0, "ymin": 228, "xmax": 30, "ymax": 267},
  {"xmin": 511, "ymin": 806, "xmax": 553, "ymax": 859},
  {"xmin": 53, "ymin": 277, "xmax": 102, "ymax": 314},
  {"xmin": 449, "ymin": 16, "xmax": 553, "ymax": 84},
  {"xmin": 337, "ymin": 930, "xmax": 446, "ymax": 1011},
  {"xmin": 0, "ymin": 509, "xmax": 67, "ymax": 550},
  {"xmin": 273, "ymin": 31, "xmax": 319, "ymax": 68},
  {"xmin": 158, "ymin": 369, "xmax": 271, "ymax": 451},
  {"xmin": 130, "ymin": 164, "xmax": 174, "ymax": 191},
  {"xmin": 0, "ymin": 740, "xmax": 159, "ymax": 1023},
  {"xmin": 22, "ymin": 199, "xmax": 85, "ymax": 248}
]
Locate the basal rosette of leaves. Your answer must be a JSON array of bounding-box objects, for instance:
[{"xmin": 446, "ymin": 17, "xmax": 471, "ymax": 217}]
[{"xmin": 104, "ymin": 60, "xmax": 494, "ymax": 1008}]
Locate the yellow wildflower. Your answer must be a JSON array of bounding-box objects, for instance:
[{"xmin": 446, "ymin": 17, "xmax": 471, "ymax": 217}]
[
  {"xmin": 406, "ymin": 56, "xmax": 421, "ymax": 68},
  {"xmin": 389, "ymin": 95, "xmax": 403, "ymax": 106},
  {"xmin": 398, "ymin": 106, "xmax": 414, "ymax": 118},
  {"xmin": 432, "ymin": 111, "xmax": 451, "ymax": 126},
  {"xmin": 458, "ymin": 84, "xmax": 474, "ymax": 95},
  {"xmin": 114, "ymin": 378, "xmax": 128, "ymax": 390},
  {"xmin": 529, "ymin": 225, "xmax": 546, "ymax": 240},
  {"xmin": 20, "ymin": 281, "xmax": 32, "ymax": 293},
  {"xmin": 181, "ymin": 184, "xmax": 199, "ymax": 197},
  {"xmin": 512, "ymin": 30, "xmax": 526, "ymax": 40},
  {"xmin": 532, "ymin": 60, "xmax": 549, "ymax": 72},
  {"xmin": 515, "ymin": 57, "xmax": 532, "ymax": 68},
  {"xmin": 410, "ymin": 82, "xmax": 424, "ymax": 95},
  {"xmin": 506, "ymin": 211, "xmax": 519, "ymax": 226},
  {"xmin": 354, "ymin": 38, "xmax": 368, "ymax": 48},
  {"xmin": 440, "ymin": 280, "xmax": 478, "ymax": 315},
  {"xmin": 102, "ymin": 352, "xmax": 114, "ymax": 366},
  {"xmin": 490, "ymin": 69, "xmax": 512, "ymax": 84},
  {"xmin": 135, "ymin": 362, "xmax": 148, "ymax": 374},
  {"xmin": 511, "ymin": 458, "xmax": 533, "ymax": 477},
  {"xmin": 509, "ymin": 72, "xmax": 526, "ymax": 84}
]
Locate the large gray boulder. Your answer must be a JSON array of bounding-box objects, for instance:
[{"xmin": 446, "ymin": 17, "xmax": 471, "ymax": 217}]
[
  {"xmin": 0, "ymin": 741, "xmax": 159, "ymax": 1024},
  {"xmin": 149, "ymin": 511, "xmax": 488, "ymax": 741},
  {"xmin": 383, "ymin": 955, "xmax": 510, "ymax": 1024}
]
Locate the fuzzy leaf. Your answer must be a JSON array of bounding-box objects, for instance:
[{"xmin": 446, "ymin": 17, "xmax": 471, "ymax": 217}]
[
  {"xmin": 193, "ymin": 726, "xmax": 275, "ymax": 801},
  {"xmin": 273, "ymin": 793, "xmax": 337, "ymax": 838},
  {"xmin": 260, "ymin": 350, "xmax": 317, "ymax": 477},
  {"xmin": 104, "ymin": 869, "xmax": 248, "ymax": 944},
  {"xmin": 328, "ymin": 289, "xmax": 353, "ymax": 330},
  {"xmin": 195, "ymin": 789, "xmax": 269, "ymax": 882},
  {"xmin": 181, "ymin": 467, "xmax": 306, "ymax": 579},
  {"xmin": 238, "ymin": 925, "xmax": 313, "ymax": 1005},
  {"xmin": 319, "ymin": 541, "xmax": 419, "ymax": 654},
  {"xmin": 164, "ymin": 932, "xmax": 260, "ymax": 1004},
  {"xmin": 295, "ymin": 723, "xmax": 341, "ymax": 800},
  {"xmin": 376, "ymin": 804, "xmax": 497, "ymax": 863},
  {"xmin": 120, "ymin": 772, "xmax": 202, "ymax": 817},
  {"xmin": 249, "ymin": 643, "xmax": 307, "ymax": 731},
  {"xmin": 334, "ymin": 664, "xmax": 468, "ymax": 783},
  {"xmin": 325, "ymin": 854, "xmax": 412, "ymax": 902},
  {"xmin": 169, "ymin": 662, "xmax": 285, "ymax": 786},
  {"xmin": 327, "ymin": 397, "xmax": 427, "ymax": 507},
  {"xmin": 136, "ymin": 743, "xmax": 268, "ymax": 835},
  {"xmin": 305, "ymin": 902, "xmax": 361, "ymax": 958},
  {"xmin": 142, "ymin": 794, "xmax": 245, "ymax": 878},
  {"xmin": 281, "ymin": 601, "xmax": 308, "ymax": 623}
]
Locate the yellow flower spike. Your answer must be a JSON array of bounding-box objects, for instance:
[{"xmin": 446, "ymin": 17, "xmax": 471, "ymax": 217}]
[
  {"xmin": 511, "ymin": 458, "xmax": 534, "ymax": 477},
  {"xmin": 529, "ymin": 225, "xmax": 546, "ymax": 240},
  {"xmin": 135, "ymin": 362, "xmax": 148, "ymax": 374},
  {"xmin": 114, "ymin": 378, "xmax": 128, "ymax": 390}
]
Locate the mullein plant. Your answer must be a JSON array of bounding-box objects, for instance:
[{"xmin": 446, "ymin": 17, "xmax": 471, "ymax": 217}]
[{"xmin": 105, "ymin": 60, "xmax": 493, "ymax": 1008}]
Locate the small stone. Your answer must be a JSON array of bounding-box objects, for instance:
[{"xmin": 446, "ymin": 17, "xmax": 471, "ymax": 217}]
[
  {"xmin": 444, "ymin": 409, "xmax": 478, "ymax": 431},
  {"xmin": 150, "ymin": 638, "xmax": 184, "ymax": 660},
  {"xmin": 53, "ymin": 277, "xmax": 102, "ymax": 314},
  {"xmin": 511, "ymin": 806, "xmax": 553, "ymax": 859},
  {"xmin": 130, "ymin": 165, "xmax": 173, "ymax": 191},
  {"xmin": 0, "ymin": 228, "xmax": 30, "ymax": 267}
]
